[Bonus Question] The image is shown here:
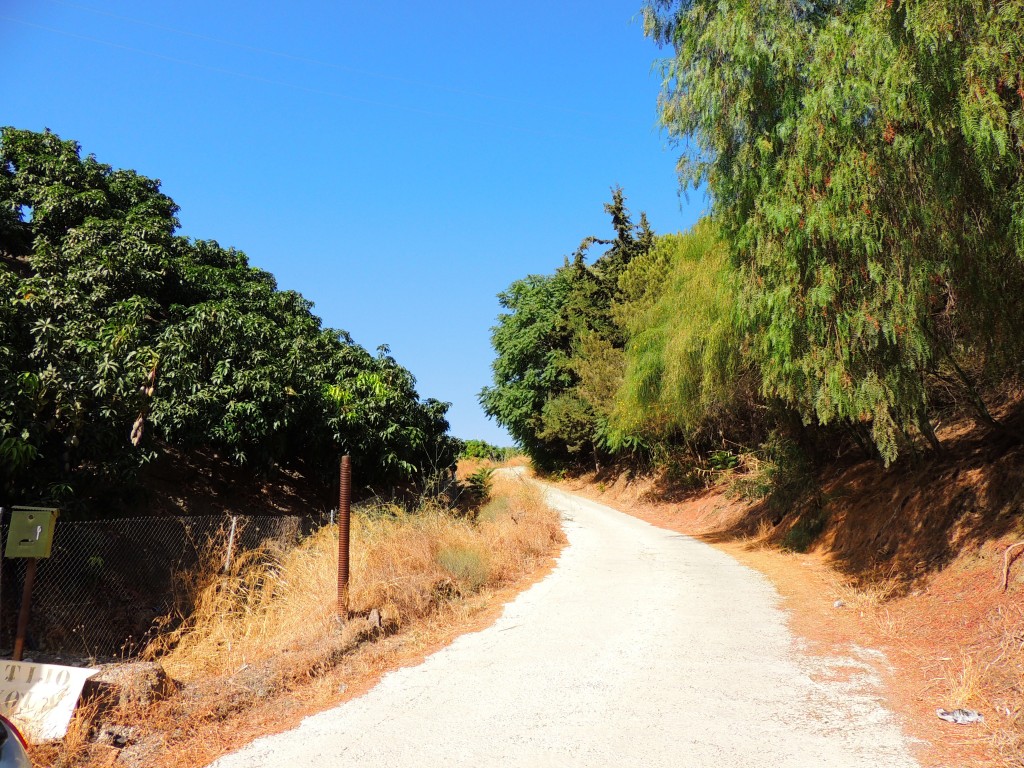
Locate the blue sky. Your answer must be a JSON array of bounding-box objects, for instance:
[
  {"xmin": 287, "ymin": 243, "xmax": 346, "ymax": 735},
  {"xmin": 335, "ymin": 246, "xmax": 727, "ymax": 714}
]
[{"xmin": 1, "ymin": 0, "xmax": 705, "ymax": 444}]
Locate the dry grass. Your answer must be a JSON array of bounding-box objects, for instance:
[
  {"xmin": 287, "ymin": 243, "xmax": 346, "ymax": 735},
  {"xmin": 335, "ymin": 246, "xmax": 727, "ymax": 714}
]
[
  {"xmin": 818, "ymin": 571, "xmax": 911, "ymax": 647},
  {"xmin": 829, "ymin": 571, "xmax": 905, "ymax": 612},
  {"xmin": 32, "ymin": 472, "xmax": 563, "ymax": 768},
  {"xmin": 747, "ymin": 517, "xmax": 775, "ymax": 548},
  {"xmin": 42, "ymin": 698, "xmax": 102, "ymax": 768},
  {"xmin": 148, "ymin": 475, "xmax": 559, "ymax": 683},
  {"xmin": 980, "ymin": 605, "xmax": 1024, "ymax": 765},
  {"xmin": 941, "ymin": 649, "xmax": 984, "ymax": 709},
  {"xmin": 826, "ymin": 570, "xmax": 1024, "ymax": 765}
]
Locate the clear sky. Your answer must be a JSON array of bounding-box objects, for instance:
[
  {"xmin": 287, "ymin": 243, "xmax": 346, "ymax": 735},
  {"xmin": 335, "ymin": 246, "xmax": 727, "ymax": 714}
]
[{"xmin": 1, "ymin": 0, "xmax": 705, "ymax": 444}]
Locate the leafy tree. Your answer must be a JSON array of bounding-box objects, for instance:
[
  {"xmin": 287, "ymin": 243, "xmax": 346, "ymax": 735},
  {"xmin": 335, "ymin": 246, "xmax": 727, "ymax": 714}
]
[
  {"xmin": 613, "ymin": 220, "xmax": 753, "ymax": 444},
  {"xmin": 460, "ymin": 439, "xmax": 516, "ymax": 461},
  {"xmin": 322, "ymin": 345, "xmax": 460, "ymax": 486},
  {"xmin": 1, "ymin": 129, "xmax": 174, "ymax": 498},
  {"xmin": 480, "ymin": 189, "xmax": 654, "ymax": 469},
  {"xmin": 0, "ymin": 127, "xmax": 458, "ymax": 506},
  {"xmin": 644, "ymin": 0, "xmax": 1024, "ymax": 463},
  {"xmin": 480, "ymin": 272, "xmax": 574, "ymax": 469}
]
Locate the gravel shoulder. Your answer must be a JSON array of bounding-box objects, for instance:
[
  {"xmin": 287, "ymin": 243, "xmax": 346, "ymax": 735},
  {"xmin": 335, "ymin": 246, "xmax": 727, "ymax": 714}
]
[{"xmin": 209, "ymin": 479, "xmax": 920, "ymax": 767}]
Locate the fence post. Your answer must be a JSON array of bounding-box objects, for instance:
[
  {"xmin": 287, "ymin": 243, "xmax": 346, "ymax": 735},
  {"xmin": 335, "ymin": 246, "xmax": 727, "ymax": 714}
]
[
  {"xmin": 13, "ymin": 558, "xmax": 38, "ymax": 662},
  {"xmin": 222, "ymin": 516, "xmax": 238, "ymax": 573},
  {"xmin": 338, "ymin": 455, "xmax": 351, "ymax": 620}
]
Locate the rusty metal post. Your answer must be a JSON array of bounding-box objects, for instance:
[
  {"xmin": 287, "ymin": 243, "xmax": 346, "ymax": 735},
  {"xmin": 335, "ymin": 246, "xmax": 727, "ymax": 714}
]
[
  {"xmin": 337, "ymin": 455, "xmax": 352, "ymax": 620},
  {"xmin": 13, "ymin": 558, "xmax": 37, "ymax": 661}
]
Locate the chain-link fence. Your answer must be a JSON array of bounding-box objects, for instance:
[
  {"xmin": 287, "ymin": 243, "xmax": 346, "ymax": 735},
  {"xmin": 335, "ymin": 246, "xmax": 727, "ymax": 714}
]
[{"xmin": 0, "ymin": 511, "xmax": 331, "ymax": 661}]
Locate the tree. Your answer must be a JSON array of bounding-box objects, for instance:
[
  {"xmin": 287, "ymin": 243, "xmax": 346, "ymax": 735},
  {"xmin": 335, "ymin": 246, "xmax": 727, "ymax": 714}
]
[
  {"xmin": 480, "ymin": 273, "xmax": 574, "ymax": 469},
  {"xmin": 613, "ymin": 220, "xmax": 752, "ymax": 444},
  {"xmin": 0, "ymin": 127, "xmax": 458, "ymax": 506},
  {"xmin": 644, "ymin": 0, "xmax": 1024, "ymax": 463},
  {"xmin": 480, "ymin": 189, "xmax": 655, "ymax": 469},
  {"xmin": 1, "ymin": 129, "xmax": 175, "ymax": 498}
]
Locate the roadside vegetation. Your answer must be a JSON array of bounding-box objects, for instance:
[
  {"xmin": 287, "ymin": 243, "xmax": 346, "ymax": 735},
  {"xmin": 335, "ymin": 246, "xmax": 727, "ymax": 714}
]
[
  {"xmin": 460, "ymin": 439, "xmax": 520, "ymax": 463},
  {"xmin": 31, "ymin": 469, "xmax": 564, "ymax": 768},
  {"xmin": 483, "ymin": 0, "xmax": 1024, "ymax": 478},
  {"xmin": 478, "ymin": 2, "xmax": 1024, "ymax": 762},
  {"xmin": 0, "ymin": 127, "xmax": 460, "ymax": 513},
  {"xmin": 5, "ymin": 0, "xmax": 1024, "ymax": 762}
]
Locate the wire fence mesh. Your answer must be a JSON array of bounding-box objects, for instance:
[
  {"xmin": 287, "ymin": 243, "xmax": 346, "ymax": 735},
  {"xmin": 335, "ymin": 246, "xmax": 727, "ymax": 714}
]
[{"xmin": 0, "ymin": 511, "xmax": 331, "ymax": 661}]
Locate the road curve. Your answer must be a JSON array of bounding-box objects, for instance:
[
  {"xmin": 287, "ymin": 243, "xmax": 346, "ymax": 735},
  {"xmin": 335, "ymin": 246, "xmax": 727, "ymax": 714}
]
[{"xmin": 210, "ymin": 479, "xmax": 919, "ymax": 768}]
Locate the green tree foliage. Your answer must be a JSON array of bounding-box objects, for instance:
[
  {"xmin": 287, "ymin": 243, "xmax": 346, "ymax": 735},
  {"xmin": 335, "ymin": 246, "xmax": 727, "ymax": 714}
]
[
  {"xmin": 614, "ymin": 220, "xmax": 753, "ymax": 443},
  {"xmin": 479, "ymin": 272, "xmax": 574, "ymax": 469},
  {"xmin": 0, "ymin": 128, "xmax": 459, "ymax": 504},
  {"xmin": 460, "ymin": 439, "xmax": 517, "ymax": 462},
  {"xmin": 480, "ymin": 189, "xmax": 654, "ymax": 469},
  {"xmin": 644, "ymin": 0, "xmax": 1024, "ymax": 463}
]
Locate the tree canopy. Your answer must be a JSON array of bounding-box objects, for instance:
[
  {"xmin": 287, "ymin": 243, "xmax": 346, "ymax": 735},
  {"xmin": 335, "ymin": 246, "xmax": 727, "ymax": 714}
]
[
  {"xmin": 613, "ymin": 220, "xmax": 752, "ymax": 444},
  {"xmin": 480, "ymin": 189, "xmax": 658, "ymax": 469},
  {"xmin": 643, "ymin": 0, "xmax": 1024, "ymax": 462},
  {"xmin": 0, "ymin": 128, "xmax": 459, "ymax": 507}
]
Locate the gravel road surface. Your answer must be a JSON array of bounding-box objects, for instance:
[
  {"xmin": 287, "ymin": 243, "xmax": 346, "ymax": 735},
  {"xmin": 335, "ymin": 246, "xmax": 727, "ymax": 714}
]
[{"xmin": 209, "ymin": 479, "xmax": 920, "ymax": 767}]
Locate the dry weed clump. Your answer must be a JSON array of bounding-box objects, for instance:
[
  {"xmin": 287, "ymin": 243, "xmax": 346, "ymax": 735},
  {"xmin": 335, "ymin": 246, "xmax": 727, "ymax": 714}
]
[
  {"xmin": 34, "ymin": 475, "xmax": 562, "ymax": 768},
  {"xmin": 30, "ymin": 697, "xmax": 104, "ymax": 768},
  {"xmin": 829, "ymin": 570, "xmax": 905, "ymax": 613},
  {"xmin": 150, "ymin": 528, "xmax": 341, "ymax": 682},
  {"xmin": 942, "ymin": 649, "xmax": 984, "ymax": 709}
]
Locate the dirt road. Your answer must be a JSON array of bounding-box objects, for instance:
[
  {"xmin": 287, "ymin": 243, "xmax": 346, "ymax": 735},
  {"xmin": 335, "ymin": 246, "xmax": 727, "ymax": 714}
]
[{"xmin": 209, "ymin": 479, "xmax": 919, "ymax": 767}]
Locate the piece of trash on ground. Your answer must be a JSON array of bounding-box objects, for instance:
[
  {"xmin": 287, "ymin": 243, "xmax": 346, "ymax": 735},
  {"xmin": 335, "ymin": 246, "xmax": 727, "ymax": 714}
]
[{"xmin": 936, "ymin": 708, "xmax": 984, "ymax": 724}]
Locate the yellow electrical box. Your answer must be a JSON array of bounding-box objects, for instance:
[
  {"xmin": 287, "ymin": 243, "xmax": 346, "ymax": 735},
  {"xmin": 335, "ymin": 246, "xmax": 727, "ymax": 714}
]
[{"xmin": 5, "ymin": 506, "xmax": 59, "ymax": 559}]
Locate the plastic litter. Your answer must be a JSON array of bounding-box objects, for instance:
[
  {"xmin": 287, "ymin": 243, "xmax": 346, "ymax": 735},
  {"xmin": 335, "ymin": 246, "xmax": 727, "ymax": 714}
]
[{"xmin": 936, "ymin": 708, "xmax": 984, "ymax": 724}]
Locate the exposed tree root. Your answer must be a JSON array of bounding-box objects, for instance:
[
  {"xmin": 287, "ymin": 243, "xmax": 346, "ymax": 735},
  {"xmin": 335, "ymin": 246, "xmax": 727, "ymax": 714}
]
[{"xmin": 1000, "ymin": 541, "xmax": 1024, "ymax": 592}]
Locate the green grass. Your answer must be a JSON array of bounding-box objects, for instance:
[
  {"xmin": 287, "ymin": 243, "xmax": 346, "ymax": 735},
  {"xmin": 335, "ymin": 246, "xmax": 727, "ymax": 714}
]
[{"xmin": 436, "ymin": 545, "xmax": 490, "ymax": 592}]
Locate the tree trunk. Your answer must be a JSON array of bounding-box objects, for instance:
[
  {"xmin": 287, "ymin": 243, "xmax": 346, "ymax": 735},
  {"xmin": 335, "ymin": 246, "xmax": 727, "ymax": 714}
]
[{"xmin": 917, "ymin": 412, "xmax": 943, "ymax": 455}]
